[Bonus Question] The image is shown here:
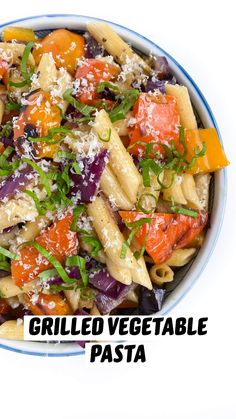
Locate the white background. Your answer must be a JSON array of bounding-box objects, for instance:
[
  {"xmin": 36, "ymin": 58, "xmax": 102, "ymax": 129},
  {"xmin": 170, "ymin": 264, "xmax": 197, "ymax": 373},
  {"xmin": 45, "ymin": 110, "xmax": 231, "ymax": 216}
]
[{"xmin": 1, "ymin": 1, "xmax": 235, "ymax": 418}]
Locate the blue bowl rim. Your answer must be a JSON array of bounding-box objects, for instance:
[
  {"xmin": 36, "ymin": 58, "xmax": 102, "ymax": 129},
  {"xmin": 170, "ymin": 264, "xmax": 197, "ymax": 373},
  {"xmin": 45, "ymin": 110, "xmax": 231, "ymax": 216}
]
[{"xmin": 0, "ymin": 14, "xmax": 227, "ymax": 357}]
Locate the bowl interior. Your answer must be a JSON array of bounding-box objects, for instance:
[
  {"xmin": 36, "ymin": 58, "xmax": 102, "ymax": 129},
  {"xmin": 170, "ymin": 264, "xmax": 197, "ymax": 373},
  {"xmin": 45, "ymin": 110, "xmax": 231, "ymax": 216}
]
[{"xmin": 0, "ymin": 14, "xmax": 227, "ymax": 356}]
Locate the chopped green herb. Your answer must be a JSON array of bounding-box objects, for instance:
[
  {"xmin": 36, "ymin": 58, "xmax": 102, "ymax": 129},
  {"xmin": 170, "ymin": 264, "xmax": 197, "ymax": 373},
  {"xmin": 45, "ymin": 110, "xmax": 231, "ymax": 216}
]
[
  {"xmin": 29, "ymin": 241, "xmax": 75, "ymax": 284},
  {"xmin": 29, "ymin": 127, "xmax": 71, "ymax": 145},
  {"xmin": 120, "ymin": 218, "xmax": 152, "ymax": 259},
  {"xmin": 63, "ymin": 88, "xmax": 96, "ymax": 116},
  {"xmin": 38, "ymin": 268, "xmax": 58, "ymax": 280},
  {"xmin": 9, "ymin": 41, "xmax": 34, "ymax": 87},
  {"xmin": 70, "ymin": 205, "xmax": 86, "ymax": 232},
  {"xmin": 22, "ymin": 158, "xmax": 52, "ymax": 197},
  {"xmin": 80, "ymin": 287, "xmax": 96, "ymax": 301},
  {"xmin": 0, "ymin": 121, "xmax": 13, "ymax": 138},
  {"xmin": 66, "ymin": 255, "xmax": 88, "ymax": 287},
  {"xmin": 109, "ymin": 89, "xmax": 139, "ymax": 123},
  {"xmin": 96, "ymin": 81, "xmax": 120, "ymax": 93},
  {"xmin": 71, "ymin": 161, "xmax": 81, "ymax": 175},
  {"xmin": 79, "ymin": 233, "xmax": 102, "ymax": 258},
  {"xmin": 0, "ymin": 246, "xmax": 19, "ymax": 260},
  {"xmin": 170, "ymin": 206, "xmax": 199, "ymax": 218},
  {"xmin": 24, "ymin": 190, "xmax": 46, "ymax": 215}
]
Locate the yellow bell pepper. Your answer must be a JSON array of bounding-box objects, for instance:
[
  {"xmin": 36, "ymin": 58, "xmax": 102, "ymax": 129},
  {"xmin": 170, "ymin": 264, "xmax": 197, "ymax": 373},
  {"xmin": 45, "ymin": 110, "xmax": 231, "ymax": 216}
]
[
  {"xmin": 3, "ymin": 27, "xmax": 36, "ymax": 42},
  {"xmin": 185, "ymin": 128, "xmax": 229, "ymax": 174}
]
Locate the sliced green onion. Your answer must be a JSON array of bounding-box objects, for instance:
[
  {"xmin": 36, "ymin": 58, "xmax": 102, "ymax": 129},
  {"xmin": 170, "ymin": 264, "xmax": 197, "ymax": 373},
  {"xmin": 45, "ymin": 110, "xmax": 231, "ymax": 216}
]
[
  {"xmin": 137, "ymin": 193, "xmax": 157, "ymax": 214},
  {"xmin": 9, "ymin": 79, "xmax": 28, "ymax": 88},
  {"xmin": 0, "ymin": 246, "xmax": 19, "ymax": 260},
  {"xmin": 171, "ymin": 206, "xmax": 199, "ymax": 218},
  {"xmin": 98, "ymin": 128, "xmax": 111, "ymax": 143},
  {"xmin": 22, "ymin": 158, "xmax": 52, "ymax": 197},
  {"xmin": 63, "ymin": 88, "xmax": 96, "ymax": 116},
  {"xmin": 50, "ymin": 284, "xmax": 75, "ymax": 292},
  {"xmin": 66, "ymin": 255, "xmax": 88, "ymax": 287},
  {"xmin": 29, "ymin": 241, "xmax": 75, "ymax": 284}
]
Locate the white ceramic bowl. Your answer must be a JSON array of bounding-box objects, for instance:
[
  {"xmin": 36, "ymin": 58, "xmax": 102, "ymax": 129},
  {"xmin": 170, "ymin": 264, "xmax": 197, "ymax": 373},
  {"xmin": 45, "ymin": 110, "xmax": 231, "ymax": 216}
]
[{"xmin": 0, "ymin": 14, "xmax": 227, "ymax": 356}]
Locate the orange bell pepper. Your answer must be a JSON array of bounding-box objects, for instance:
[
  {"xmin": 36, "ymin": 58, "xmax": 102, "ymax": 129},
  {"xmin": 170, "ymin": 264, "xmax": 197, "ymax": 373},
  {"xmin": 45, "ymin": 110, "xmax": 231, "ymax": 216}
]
[
  {"xmin": 33, "ymin": 29, "xmax": 85, "ymax": 74},
  {"xmin": 12, "ymin": 214, "xmax": 78, "ymax": 287},
  {"xmin": 24, "ymin": 293, "xmax": 72, "ymax": 315},
  {"xmin": 184, "ymin": 128, "xmax": 229, "ymax": 174},
  {"xmin": 128, "ymin": 93, "xmax": 180, "ymax": 156},
  {"xmin": 13, "ymin": 90, "xmax": 61, "ymax": 158},
  {"xmin": 75, "ymin": 59, "xmax": 119, "ymax": 104},
  {"xmin": 3, "ymin": 26, "xmax": 36, "ymax": 42},
  {"xmin": 119, "ymin": 211, "xmax": 208, "ymax": 265}
]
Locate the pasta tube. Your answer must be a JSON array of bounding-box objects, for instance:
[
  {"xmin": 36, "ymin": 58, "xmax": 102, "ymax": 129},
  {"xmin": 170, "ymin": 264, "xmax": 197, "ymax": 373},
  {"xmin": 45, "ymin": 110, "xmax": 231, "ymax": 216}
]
[
  {"xmin": 0, "ymin": 320, "xmax": 24, "ymax": 340},
  {"xmin": 181, "ymin": 173, "xmax": 202, "ymax": 210},
  {"xmin": 165, "ymin": 84, "xmax": 197, "ymax": 129},
  {"xmin": 0, "ymin": 194, "xmax": 38, "ymax": 231},
  {"xmin": 195, "ymin": 173, "xmax": 211, "ymax": 211},
  {"xmin": 87, "ymin": 23, "xmax": 151, "ymax": 72},
  {"xmin": 105, "ymin": 257, "xmax": 132, "ymax": 285},
  {"xmin": 31, "ymin": 52, "xmax": 57, "ymax": 92},
  {"xmin": 165, "ymin": 248, "xmax": 197, "ymax": 267},
  {"xmin": 87, "ymin": 196, "xmax": 136, "ymax": 269},
  {"xmin": 149, "ymin": 263, "xmax": 174, "ymax": 286},
  {"xmin": 162, "ymin": 170, "xmax": 187, "ymax": 205},
  {"xmin": 100, "ymin": 165, "xmax": 133, "ymax": 210},
  {"xmin": 0, "ymin": 42, "xmax": 35, "ymax": 66},
  {"xmin": 0, "ymin": 276, "xmax": 39, "ymax": 298},
  {"xmin": 93, "ymin": 110, "xmax": 142, "ymax": 204}
]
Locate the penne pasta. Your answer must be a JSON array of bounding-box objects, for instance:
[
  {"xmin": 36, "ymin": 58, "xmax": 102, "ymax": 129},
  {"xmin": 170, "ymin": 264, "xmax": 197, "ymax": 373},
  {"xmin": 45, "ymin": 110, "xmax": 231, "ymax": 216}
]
[
  {"xmin": 0, "ymin": 194, "xmax": 38, "ymax": 231},
  {"xmin": 87, "ymin": 22, "xmax": 151, "ymax": 72},
  {"xmin": 112, "ymin": 111, "xmax": 131, "ymax": 136},
  {"xmin": 64, "ymin": 288, "xmax": 80, "ymax": 312},
  {"xmin": 0, "ymin": 42, "xmax": 35, "ymax": 66},
  {"xmin": 31, "ymin": 52, "xmax": 57, "ymax": 92},
  {"xmin": 0, "ymin": 227, "xmax": 17, "ymax": 246},
  {"xmin": 0, "ymin": 276, "xmax": 39, "ymax": 298},
  {"xmin": 13, "ymin": 216, "xmax": 50, "ymax": 247},
  {"xmin": 181, "ymin": 173, "xmax": 202, "ymax": 210},
  {"xmin": 194, "ymin": 173, "xmax": 211, "ymax": 211},
  {"xmin": 93, "ymin": 110, "xmax": 142, "ymax": 204},
  {"xmin": 126, "ymin": 234, "xmax": 152, "ymax": 290},
  {"xmin": 165, "ymin": 83, "xmax": 197, "ymax": 129},
  {"xmin": 165, "ymin": 248, "xmax": 197, "ymax": 267},
  {"xmin": 149, "ymin": 263, "xmax": 174, "ymax": 286},
  {"xmin": 105, "ymin": 257, "xmax": 132, "ymax": 285},
  {"xmin": 0, "ymin": 320, "xmax": 24, "ymax": 340},
  {"xmin": 137, "ymin": 172, "xmax": 163, "ymax": 212},
  {"xmin": 87, "ymin": 196, "xmax": 136, "ymax": 269},
  {"xmin": 162, "ymin": 170, "xmax": 187, "ymax": 205},
  {"xmin": 100, "ymin": 165, "xmax": 134, "ymax": 210}
]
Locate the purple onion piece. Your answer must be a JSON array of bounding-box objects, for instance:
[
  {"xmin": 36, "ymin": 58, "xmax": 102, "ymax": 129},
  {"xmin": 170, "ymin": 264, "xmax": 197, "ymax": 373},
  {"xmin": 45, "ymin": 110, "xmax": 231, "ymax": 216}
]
[
  {"xmin": 0, "ymin": 164, "xmax": 34, "ymax": 201},
  {"xmin": 69, "ymin": 149, "xmax": 109, "ymax": 203},
  {"xmin": 138, "ymin": 286, "xmax": 166, "ymax": 315},
  {"xmin": 152, "ymin": 56, "xmax": 171, "ymax": 80},
  {"xmin": 145, "ymin": 77, "xmax": 167, "ymax": 94},
  {"xmin": 95, "ymin": 283, "xmax": 135, "ymax": 314},
  {"xmin": 0, "ymin": 270, "xmax": 10, "ymax": 278},
  {"xmin": 84, "ymin": 32, "xmax": 104, "ymax": 58},
  {"xmin": 89, "ymin": 268, "xmax": 127, "ymax": 299}
]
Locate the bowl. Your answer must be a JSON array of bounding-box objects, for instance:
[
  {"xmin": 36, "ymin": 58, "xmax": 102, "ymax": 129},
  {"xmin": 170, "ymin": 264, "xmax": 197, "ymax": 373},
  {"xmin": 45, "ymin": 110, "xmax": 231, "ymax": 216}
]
[{"xmin": 0, "ymin": 14, "xmax": 227, "ymax": 356}]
